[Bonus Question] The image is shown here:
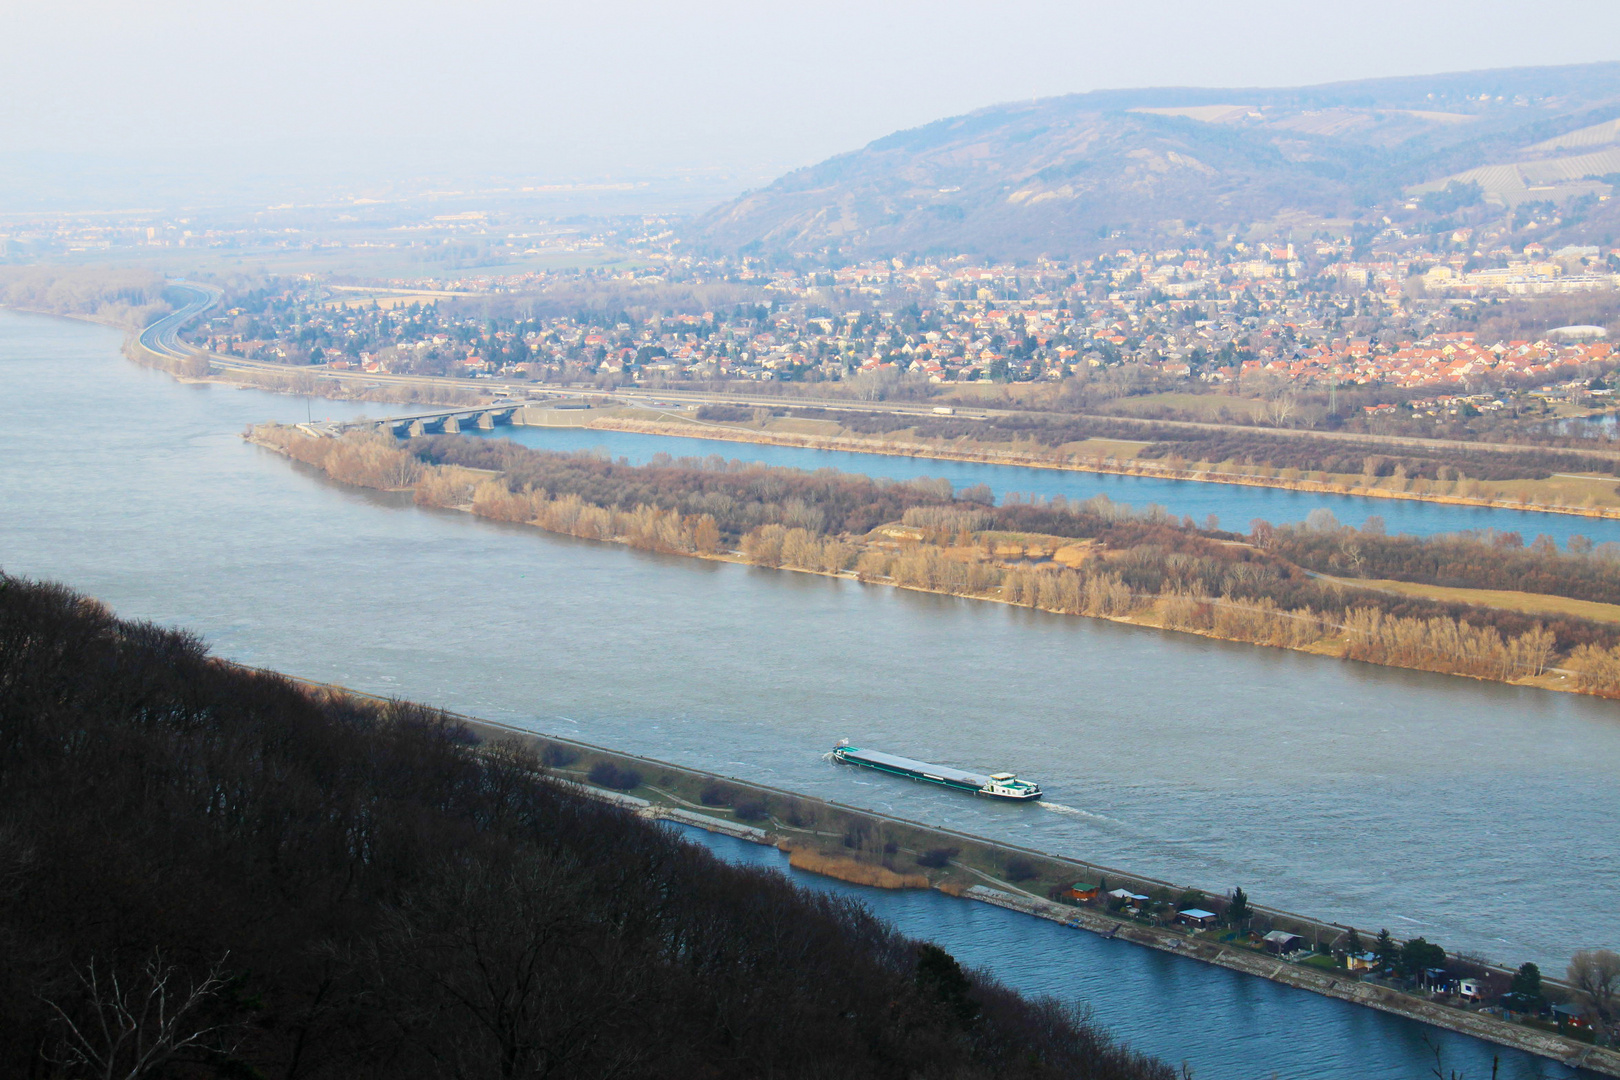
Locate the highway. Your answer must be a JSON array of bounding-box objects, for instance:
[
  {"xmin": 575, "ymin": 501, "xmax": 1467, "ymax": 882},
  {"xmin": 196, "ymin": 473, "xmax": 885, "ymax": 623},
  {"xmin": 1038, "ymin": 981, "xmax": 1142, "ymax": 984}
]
[{"xmin": 137, "ymin": 282, "xmax": 222, "ymax": 359}]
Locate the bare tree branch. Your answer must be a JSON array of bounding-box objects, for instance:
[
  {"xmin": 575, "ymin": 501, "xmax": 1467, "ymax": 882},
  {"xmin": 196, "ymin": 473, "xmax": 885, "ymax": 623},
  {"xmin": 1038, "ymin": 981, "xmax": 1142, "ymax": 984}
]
[{"xmin": 43, "ymin": 950, "xmax": 238, "ymax": 1080}]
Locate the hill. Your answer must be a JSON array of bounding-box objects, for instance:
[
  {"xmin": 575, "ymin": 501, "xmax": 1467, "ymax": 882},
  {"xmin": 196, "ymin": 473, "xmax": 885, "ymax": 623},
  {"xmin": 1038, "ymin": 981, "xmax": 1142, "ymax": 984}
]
[
  {"xmin": 0, "ymin": 572, "xmax": 1173, "ymax": 1080},
  {"xmin": 693, "ymin": 63, "xmax": 1620, "ymax": 259}
]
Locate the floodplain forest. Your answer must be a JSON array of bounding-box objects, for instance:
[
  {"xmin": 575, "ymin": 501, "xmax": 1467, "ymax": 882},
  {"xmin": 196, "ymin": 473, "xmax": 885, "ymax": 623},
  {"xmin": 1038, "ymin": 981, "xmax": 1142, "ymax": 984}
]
[{"xmin": 253, "ymin": 426, "xmax": 1620, "ymax": 697}]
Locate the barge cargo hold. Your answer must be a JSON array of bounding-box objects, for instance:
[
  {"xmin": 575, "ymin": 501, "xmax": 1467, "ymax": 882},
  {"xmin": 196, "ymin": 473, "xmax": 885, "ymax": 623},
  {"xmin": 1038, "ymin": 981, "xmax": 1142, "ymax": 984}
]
[{"xmin": 831, "ymin": 741, "xmax": 1042, "ymax": 801}]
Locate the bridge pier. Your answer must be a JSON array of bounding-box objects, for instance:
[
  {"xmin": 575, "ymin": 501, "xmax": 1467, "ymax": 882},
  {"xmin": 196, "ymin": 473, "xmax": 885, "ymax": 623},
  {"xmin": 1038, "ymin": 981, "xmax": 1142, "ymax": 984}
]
[{"xmin": 365, "ymin": 408, "xmax": 517, "ymax": 440}]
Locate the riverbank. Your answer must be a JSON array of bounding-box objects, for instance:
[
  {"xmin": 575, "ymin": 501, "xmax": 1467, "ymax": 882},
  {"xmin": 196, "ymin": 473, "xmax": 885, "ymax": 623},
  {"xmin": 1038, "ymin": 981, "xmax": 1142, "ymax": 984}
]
[
  {"xmin": 587, "ymin": 413, "xmax": 1620, "ymax": 523},
  {"xmin": 246, "ymin": 425, "xmax": 1620, "ymax": 702},
  {"xmin": 962, "ymin": 888, "xmax": 1618, "ymax": 1076},
  {"xmin": 268, "ymin": 665, "xmax": 1620, "ymax": 1075}
]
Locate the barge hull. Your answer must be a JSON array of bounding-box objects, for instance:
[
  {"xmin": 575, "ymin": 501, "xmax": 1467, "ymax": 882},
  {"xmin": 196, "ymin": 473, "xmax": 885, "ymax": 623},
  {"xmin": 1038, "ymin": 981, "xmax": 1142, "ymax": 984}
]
[{"xmin": 836, "ymin": 747, "xmax": 989, "ymax": 790}]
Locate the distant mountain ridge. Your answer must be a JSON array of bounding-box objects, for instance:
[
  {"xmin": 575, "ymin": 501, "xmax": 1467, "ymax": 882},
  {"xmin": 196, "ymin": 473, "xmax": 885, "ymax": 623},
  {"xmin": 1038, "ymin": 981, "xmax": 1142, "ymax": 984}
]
[{"xmin": 692, "ymin": 63, "xmax": 1620, "ymax": 259}]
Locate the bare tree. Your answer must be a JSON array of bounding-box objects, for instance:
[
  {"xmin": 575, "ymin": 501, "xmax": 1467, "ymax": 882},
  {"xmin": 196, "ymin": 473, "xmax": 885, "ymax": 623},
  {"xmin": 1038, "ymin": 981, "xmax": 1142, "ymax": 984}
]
[
  {"xmin": 367, "ymin": 858, "xmax": 652, "ymax": 1080},
  {"xmin": 1265, "ymin": 391, "xmax": 1299, "ymax": 428},
  {"xmin": 1569, "ymin": 948, "xmax": 1620, "ymax": 1042},
  {"xmin": 1337, "ymin": 533, "xmax": 1367, "ymax": 576},
  {"xmin": 44, "ymin": 951, "xmax": 238, "ymax": 1080}
]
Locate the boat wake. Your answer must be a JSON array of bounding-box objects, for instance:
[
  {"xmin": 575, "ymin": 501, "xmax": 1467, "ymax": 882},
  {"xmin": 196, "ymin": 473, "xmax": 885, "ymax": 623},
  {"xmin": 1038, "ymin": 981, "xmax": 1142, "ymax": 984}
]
[{"xmin": 1039, "ymin": 801, "xmax": 1120, "ymax": 824}]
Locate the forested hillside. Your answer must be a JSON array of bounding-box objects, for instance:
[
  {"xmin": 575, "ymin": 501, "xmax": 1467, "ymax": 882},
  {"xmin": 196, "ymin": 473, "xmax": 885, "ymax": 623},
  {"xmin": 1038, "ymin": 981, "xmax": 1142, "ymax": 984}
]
[
  {"xmin": 0, "ymin": 572, "xmax": 1174, "ymax": 1080},
  {"xmin": 693, "ymin": 63, "xmax": 1620, "ymax": 258}
]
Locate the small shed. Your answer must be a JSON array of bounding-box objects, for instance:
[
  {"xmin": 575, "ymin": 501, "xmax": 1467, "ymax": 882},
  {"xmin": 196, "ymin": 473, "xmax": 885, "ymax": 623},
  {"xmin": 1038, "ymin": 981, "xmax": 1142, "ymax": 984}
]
[
  {"xmin": 1263, "ymin": 930, "xmax": 1303, "ymax": 954},
  {"xmin": 1552, "ymin": 1003, "xmax": 1589, "ymax": 1029},
  {"xmin": 1458, "ymin": 978, "xmax": 1484, "ymax": 1002},
  {"xmin": 1068, "ymin": 882, "xmax": 1099, "ymax": 902},
  {"xmin": 1108, "ymin": 888, "xmax": 1149, "ymax": 906},
  {"xmin": 1345, "ymin": 951, "xmax": 1378, "ymax": 973},
  {"xmin": 1178, "ymin": 908, "xmax": 1218, "ymax": 928}
]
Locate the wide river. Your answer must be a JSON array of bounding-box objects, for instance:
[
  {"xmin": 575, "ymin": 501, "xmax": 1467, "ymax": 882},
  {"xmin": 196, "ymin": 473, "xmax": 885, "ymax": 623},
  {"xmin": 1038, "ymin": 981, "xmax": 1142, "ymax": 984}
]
[{"xmin": 3, "ymin": 309, "xmax": 1614, "ymax": 1079}]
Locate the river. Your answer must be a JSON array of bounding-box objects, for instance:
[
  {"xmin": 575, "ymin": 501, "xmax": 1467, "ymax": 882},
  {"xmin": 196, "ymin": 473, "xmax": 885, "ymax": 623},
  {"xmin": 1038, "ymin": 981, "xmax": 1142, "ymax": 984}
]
[
  {"xmin": 474, "ymin": 417, "xmax": 1620, "ymax": 546},
  {"xmin": 1, "ymin": 308, "xmax": 1613, "ymax": 1078},
  {"xmin": 678, "ymin": 825, "xmax": 1578, "ymax": 1080}
]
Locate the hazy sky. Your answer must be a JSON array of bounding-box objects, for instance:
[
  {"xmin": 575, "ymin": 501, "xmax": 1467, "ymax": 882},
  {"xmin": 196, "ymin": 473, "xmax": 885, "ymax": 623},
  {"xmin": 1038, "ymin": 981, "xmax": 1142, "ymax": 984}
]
[{"xmin": 5, "ymin": 0, "xmax": 1620, "ymax": 192}]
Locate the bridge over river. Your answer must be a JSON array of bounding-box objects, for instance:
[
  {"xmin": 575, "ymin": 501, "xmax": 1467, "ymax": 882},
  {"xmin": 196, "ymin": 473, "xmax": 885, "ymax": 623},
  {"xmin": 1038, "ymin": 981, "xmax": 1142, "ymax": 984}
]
[{"xmin": 299, "ymin": 404, "xmax": 525, "ymax": 439}]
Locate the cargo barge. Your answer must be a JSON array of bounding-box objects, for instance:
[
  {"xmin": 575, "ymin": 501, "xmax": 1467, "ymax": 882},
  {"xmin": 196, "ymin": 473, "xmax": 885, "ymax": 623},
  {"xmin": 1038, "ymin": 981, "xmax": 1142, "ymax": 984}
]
[{"xmin": 832, "ymin": 741, "xmax": 1041, "ymax": 801}]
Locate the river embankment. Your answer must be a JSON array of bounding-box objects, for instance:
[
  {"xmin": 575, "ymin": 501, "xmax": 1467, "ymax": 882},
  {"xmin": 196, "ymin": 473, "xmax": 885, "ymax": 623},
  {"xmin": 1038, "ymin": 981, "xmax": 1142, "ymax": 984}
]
[
  {"xmin": 585, "ymin": 413, "xmax": 1620, "ymax": 523},
  {"xmin": 269, "ymin": 665, "xmax": 1620, "ymax": 1076},
  {"xmin": 545, "ymin": 748, "xmax": 1620, "ymax": 1076}
]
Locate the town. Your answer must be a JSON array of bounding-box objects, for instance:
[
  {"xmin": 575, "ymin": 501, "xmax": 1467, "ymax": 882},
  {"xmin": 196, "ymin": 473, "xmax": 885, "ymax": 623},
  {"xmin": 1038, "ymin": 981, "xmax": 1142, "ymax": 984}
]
[{"xmin": 178, "ymin": 223, "xmax": 1620, "ymax": 427}]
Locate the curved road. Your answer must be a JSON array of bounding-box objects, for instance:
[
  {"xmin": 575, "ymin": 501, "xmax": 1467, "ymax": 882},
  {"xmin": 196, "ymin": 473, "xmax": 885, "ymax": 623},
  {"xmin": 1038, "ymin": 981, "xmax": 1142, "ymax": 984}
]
[{"xmin": 138, "ymin": 282, "xmax": 222, "ymax": 359}]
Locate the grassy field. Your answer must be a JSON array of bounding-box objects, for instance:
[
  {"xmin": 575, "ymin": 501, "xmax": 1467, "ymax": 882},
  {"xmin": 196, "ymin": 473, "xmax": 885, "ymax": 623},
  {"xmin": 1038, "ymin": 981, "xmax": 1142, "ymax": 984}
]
[
  {"xmin": 1095, "ymin": 391, "xmax": 1272, "ymax": 422},
  {"xmin": 933, "ymin": 382, "xmax": 1051, "ymax": 408},
  {"xmin": 1467, "ymin": 471, "xmax": 1620, "ymax": 513},
  {"xmin": 1323, "ymin": 574, "xmax": 1620, "ymax": 623},
  {"xmin": 755, "ymin": 415, "xmax": 1154, "ymax": 461},
  {"xmin": 1278, "ymin": 467, "xmax": 1620, "ymax": 515},
  {"xmin": 925, "ymin": 383, "xmax": 1274, "ymax": 419},
  {"xmin": 1193, "ymin": 462, "xmax": 1620, "ymax": 514},
  {"xmin": 764, "ymin": 416, "xmax": 846, "ymax": 436},
  {"xmin": 1060, "ymin": 436, "xmax": 1151, "ymax": 458}
]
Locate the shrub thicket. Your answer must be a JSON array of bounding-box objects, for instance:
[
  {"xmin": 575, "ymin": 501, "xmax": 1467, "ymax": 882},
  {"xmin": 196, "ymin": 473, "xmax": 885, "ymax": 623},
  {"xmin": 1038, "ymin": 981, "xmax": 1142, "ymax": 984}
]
[
  {"xmin": 586, "ymin": 760, "xmax": 644, "ymax": 790},
  {"xmin": 1270, "ymin": 524, "xmax": 1620, "ymax": 604}
]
